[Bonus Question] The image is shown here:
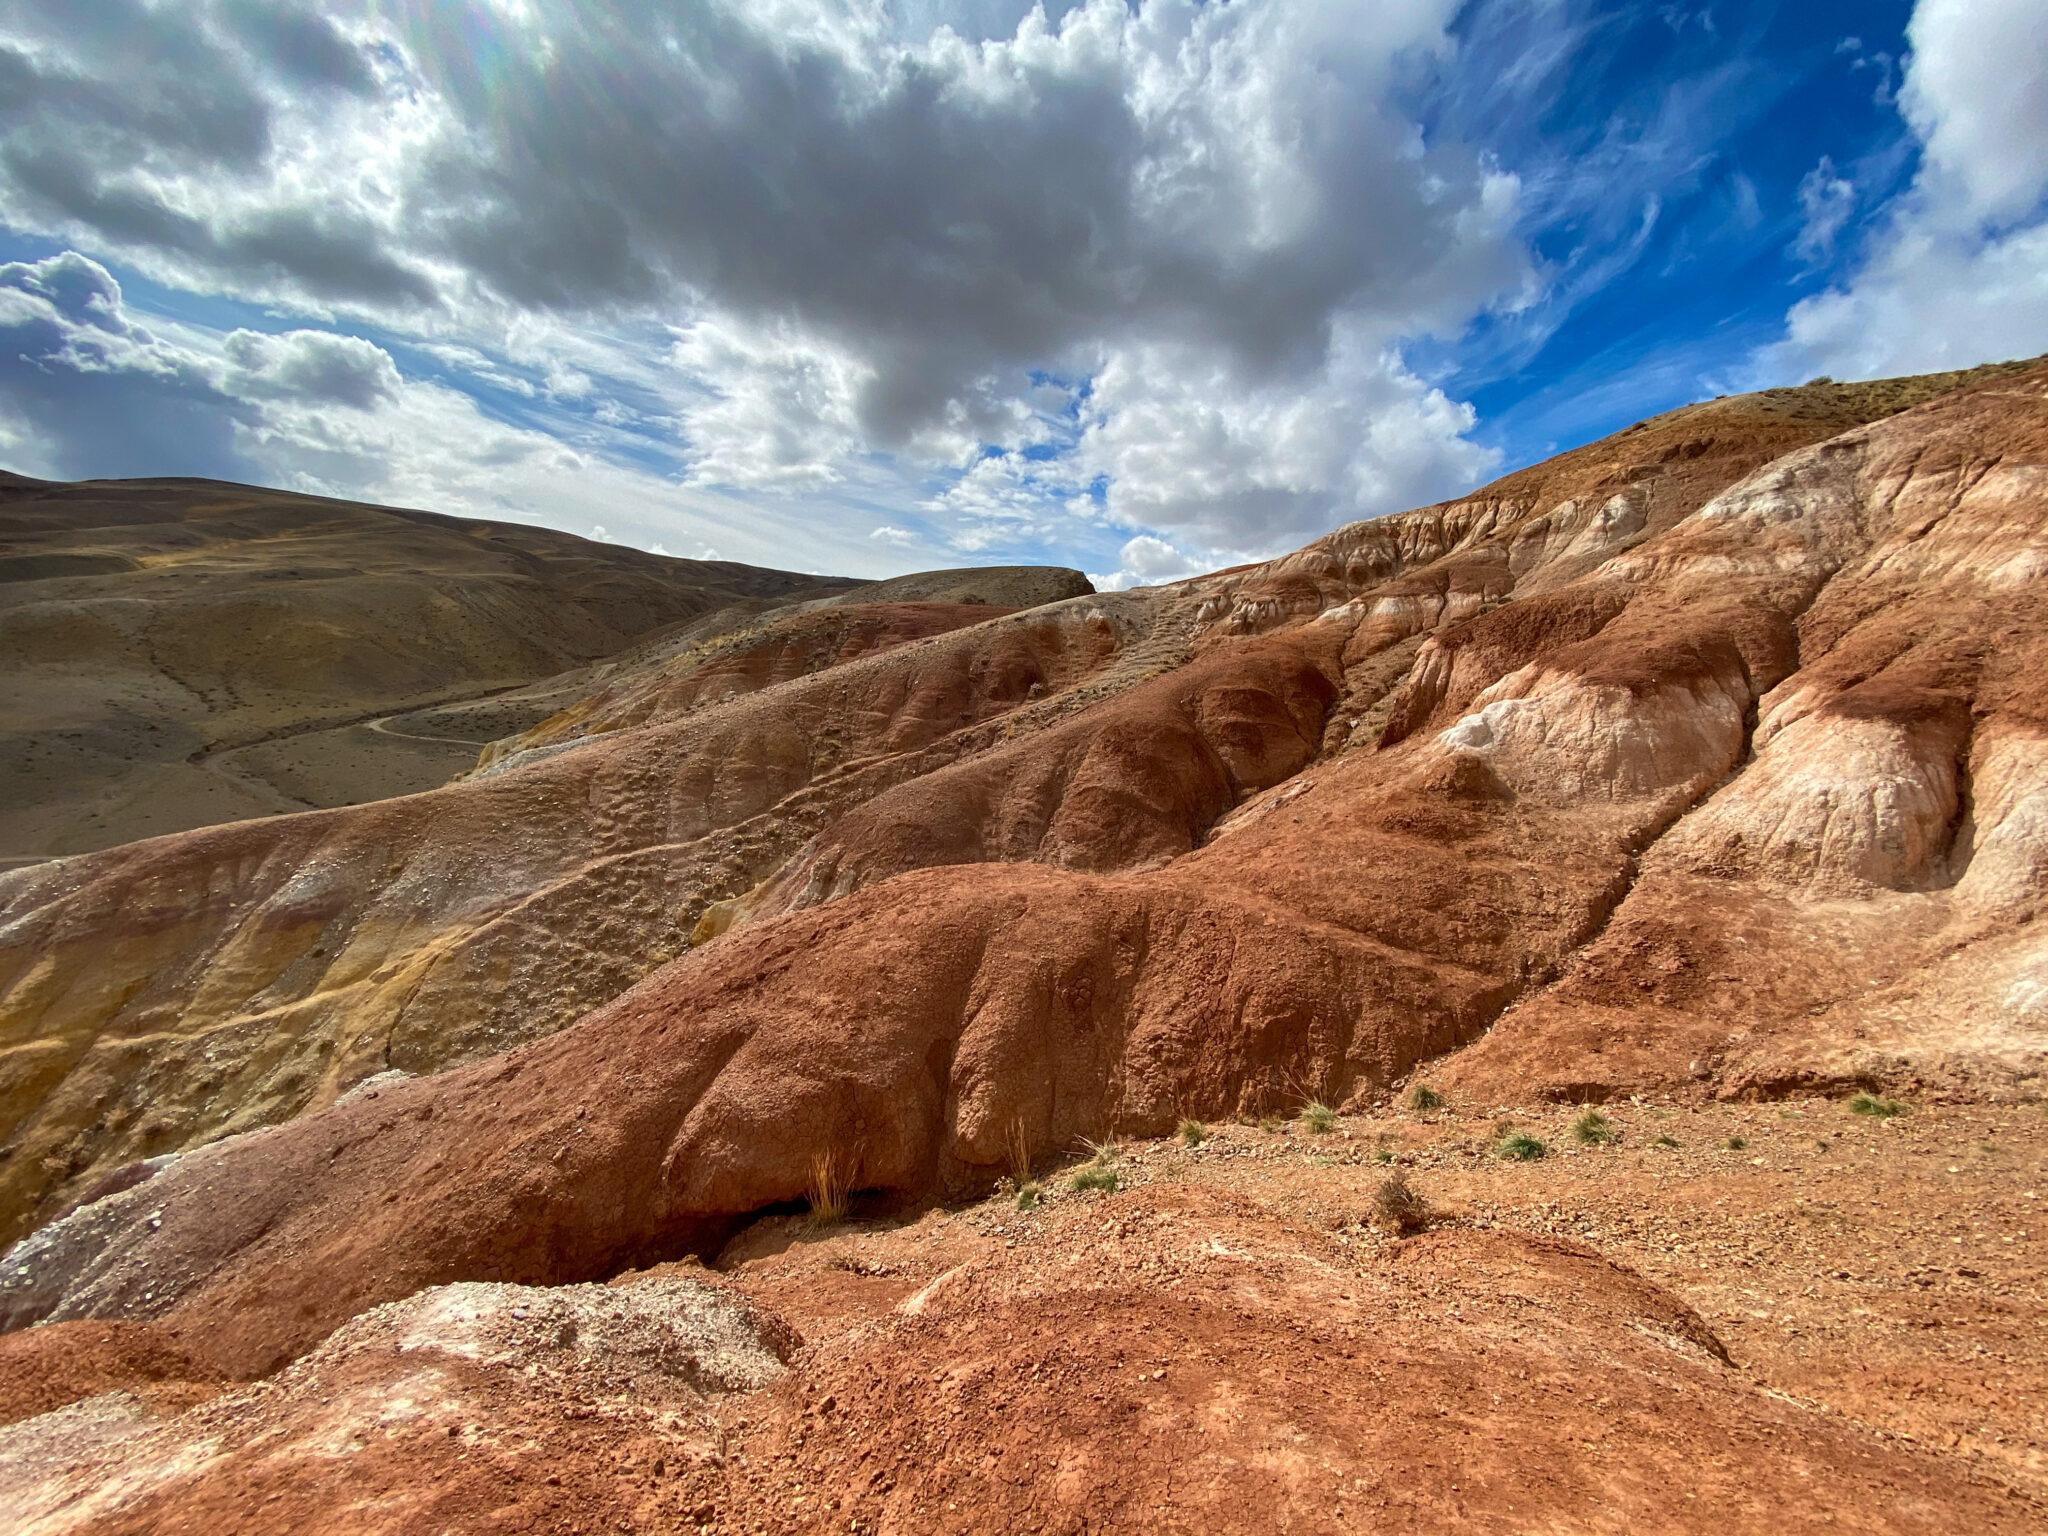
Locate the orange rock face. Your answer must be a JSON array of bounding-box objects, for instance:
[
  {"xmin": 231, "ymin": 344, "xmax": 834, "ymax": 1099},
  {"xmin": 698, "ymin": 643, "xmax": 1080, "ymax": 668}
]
[{"xmin": 1, "ymin": 358, "xmax": 2045, "ymax": 1532}]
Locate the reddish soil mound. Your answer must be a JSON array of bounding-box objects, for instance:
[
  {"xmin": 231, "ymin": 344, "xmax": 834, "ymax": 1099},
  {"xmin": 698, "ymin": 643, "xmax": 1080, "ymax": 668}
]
[
  {"xmin": 0, "ymin": 1319, "xmax": 217, "ymax": 1427},
  {"xmin": 3, "ymin": 1183, "xmax": 2032, "ymax": 1535}
]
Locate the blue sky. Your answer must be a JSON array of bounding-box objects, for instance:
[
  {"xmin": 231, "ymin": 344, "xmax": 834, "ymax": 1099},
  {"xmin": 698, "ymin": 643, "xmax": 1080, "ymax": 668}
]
[{"xmin": 1, "ymin": 0, "xmax": 2043, "ymax": 585}]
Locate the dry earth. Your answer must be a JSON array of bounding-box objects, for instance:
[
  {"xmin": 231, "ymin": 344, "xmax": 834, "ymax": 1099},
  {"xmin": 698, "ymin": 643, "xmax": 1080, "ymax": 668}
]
[
  {"xmin": 0, "ymin": 474, "xmax": 864, "ymax": 862},
  {"xmin": 0, "ymin": 355, "xmax": 2044, "ymax": 1532},
  {"xmin": 0, "ymin": 1100, "xmax": 2040, "ymax": 1534}
]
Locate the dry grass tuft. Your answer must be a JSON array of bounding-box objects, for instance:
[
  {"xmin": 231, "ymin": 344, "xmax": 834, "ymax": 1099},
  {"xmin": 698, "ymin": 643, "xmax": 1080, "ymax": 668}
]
[
  {"xmin": 1005, "ymin": 1117, "xmax": 1033, "ymax": 1185},
  {"xmin": 1571, "ymin": 1109, "xmax": 1618, "ymax": 1146},
  {"xmin": 1371, "ymin": 1172, "xmax": 1434, "ymax": 1235},
  {"xmin": 806, "ymin": 1147, "xmax": 854, "ymax": 1227}
]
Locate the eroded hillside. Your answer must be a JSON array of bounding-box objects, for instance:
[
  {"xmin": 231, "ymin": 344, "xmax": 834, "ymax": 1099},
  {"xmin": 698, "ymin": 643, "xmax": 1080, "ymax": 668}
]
[{"xmin": 0, "ymin": 358, "xmax": 2044, "ymax": 1534}]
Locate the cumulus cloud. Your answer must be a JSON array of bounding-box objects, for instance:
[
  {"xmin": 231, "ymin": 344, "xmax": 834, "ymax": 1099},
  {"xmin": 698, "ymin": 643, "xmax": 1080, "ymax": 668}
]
[
  {"xmin": 1754, "ymin": 0, "xmax": 2048, "ymax": 382},
  {"xmin": 0, "ymin": 0, "xmax": 1532, "ymax": 563},
  {"xmin": 1897, "ymin": 0, "xmax": 2048, "ymax": 225},
  {"xmin": 1089, "ymin": 532, "xmax": 1207, "ymax": 591},
  {"xmin": 223, "ymin": 327, "xmax": 400, "ymax": 408},
  {"xmin": 0, "ymin": 250, "xmax": 250, "ymax": 478}
]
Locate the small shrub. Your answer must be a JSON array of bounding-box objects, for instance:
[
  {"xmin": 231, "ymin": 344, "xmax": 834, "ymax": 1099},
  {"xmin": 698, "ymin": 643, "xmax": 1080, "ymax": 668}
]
[
  {"xmin": 1371, "ymin": 1172, "xmax": 1433, "ymax": 1235},
  {"xmin": 1015, "ymin": 1181, "xmax": 1042, "ymax": 1212},
  {"xmin": 806, "ymin": 1147, "xmax": 852, "ymax": 1226},
  {"xmin": 1497, "ymin": 1131, "xmax": 1547, "ymax": 1162},
  {"xmin": 1259, "ymin": 1116, "xmax": 1285, "ymax": 1133},
  {"xmin": 1070, "ymin": 1165, "xmax": 1118, "ymax": 1194},
  {"xmin": 1300, "ymin": 1101, "xmax": 1338, "ymax": 1135},
  {"xmin": 1409, "ymin": 1085, "xmax": 1444, "ymax": 1112},
  {"xmin": 1374, "ymin": 1148, "xmax": 1396, "ymax": 1165},
  {"xmin": 1177, "ymin": 1117, "xmax": 1207, "ymax": 1148},
  {"xmin": 1652, "ymin": 1134, "xmax": 1680, "ymax": 1149},
  {"xmin": 1847, "ymin": 1093, "xmax": 1906, "ymax": 1120},
  {"xmin": 1571, "ymin": 1109, "xmax": 1618, "ymax": 1146},
  {"xmin": 1724, "ymin": 1136, "xmax": 1748, "ymax": 1151}
]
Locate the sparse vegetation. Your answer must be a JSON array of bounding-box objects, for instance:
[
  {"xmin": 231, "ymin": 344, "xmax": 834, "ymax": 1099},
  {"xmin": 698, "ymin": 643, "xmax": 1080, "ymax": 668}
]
[
  {"xmin": 1177, "ymin": 1117, "xmax": 1207, "ymax": 1147},
  {"xmin": 1371, "ymin": 1172, "xmax": 1433, "ymax": 1235},
  {"xmin": 1005, "ymin": 1116, "xmax": 1033, "ymax": 1186},
  {"xmin": 1015, "ymin": 1180, "xmax": 1042, "ymax": 1212},
  {"xmin": 1259, "ymin": 1115, "xmax": 1285, "ymax": 1133},
  {"xmin": 1724, "ymin": 1136, "xmax": 1748, "ymax": 1151},
  {"xmin": 1374, "ymin": 1148, "xmax": 1396, "ymax": 1165},
  {"xmin": 1653, "ymin": 1134, "xmax": 1680, "ymax": 1148},
  {"xmin": 1069, "ymin": 1138, "xmax": 1120, "ymax": 1194},
  {"xmin": 1497, "ymin": 1131, "xmax": 1547, "ymax": 1162},
  {"xmin": 1300, "ymin": 1101, "xmax": 1338, "ymax": 1134},
  {"xmin": 1848, "ymin": 1093, "xmax": 1907, "ymax": 1119},
  {"xmin": 1571, "ymin": 1109, "xmax": 1618, "ymax": 1146},
  {"xmin": 1408, "ymin": 1085, "xmax": 1443, "ymax": 1112},
  {"xmin": 806, "ymin": 1147, "xmax": 853, "ymax": 1226}
]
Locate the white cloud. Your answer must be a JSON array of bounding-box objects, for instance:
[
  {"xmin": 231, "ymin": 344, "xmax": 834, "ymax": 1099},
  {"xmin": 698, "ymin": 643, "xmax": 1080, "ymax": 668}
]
[
  {"xmin": 669, "ymin": 315, "xmax": 874, "ymax": 490},
  {"xmin": 1791, "ymin": 157, "xmax": 1855, "ymax": 265},
  {"xmin": 1089, "ymin": 532, "xmax": 1208, "ymax": 590},
  {"xmin": 0, "ymin": 0, "xmax": 1532, "ymax": 567},
  {"xmin": 1077, "ymin": 321, "xmax": 1501, "ymax": 553},
  {"xmin": 1753, "ymin": 0, "xmax": 2048, "ymax": 383},
  {"xmin": 1898, "ymin": 0, "xmax": 2048, "ymax": 225},
  {"xmin": 223, "ymin": 327, "xmax": 400, "ymax": 409}
]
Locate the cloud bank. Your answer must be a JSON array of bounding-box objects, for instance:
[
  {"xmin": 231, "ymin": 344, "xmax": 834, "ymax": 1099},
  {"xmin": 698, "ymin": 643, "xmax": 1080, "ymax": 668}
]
[{"xmin": 0, "ymin": 0, "xmax": 1528, "ymax": 582}]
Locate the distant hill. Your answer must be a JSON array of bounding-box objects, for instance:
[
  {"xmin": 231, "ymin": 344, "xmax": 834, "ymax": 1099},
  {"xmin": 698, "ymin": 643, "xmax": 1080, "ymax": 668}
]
[{"xmin": 0, "ymin": 478, "xmax": 1078, "ymax": 864}]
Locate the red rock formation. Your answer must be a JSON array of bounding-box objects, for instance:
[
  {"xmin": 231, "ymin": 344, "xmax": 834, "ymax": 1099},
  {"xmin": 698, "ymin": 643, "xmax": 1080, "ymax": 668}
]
[{"xmin": 7, "ymin": 363, "xmax": 2044, "ymax": 1396}]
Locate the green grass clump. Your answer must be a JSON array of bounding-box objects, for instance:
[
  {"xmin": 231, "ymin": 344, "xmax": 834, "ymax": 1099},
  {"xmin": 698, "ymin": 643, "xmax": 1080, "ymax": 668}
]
[
  {"xmin": 1847, "ymin": 1093, "xmax": 1907, "ymax": 1119},
  {"xmin": 1652, "ymin": 1134, "xmax": 1681, "ymax": 1149},
  {"xmin": 1300, "ymin": 1101, "xmax": 1339, "ymax": 1135},
  {"xmin": 1015, "ymin": 1181, "xmax": 1042, "ymax": 1212},
  {"xmin": 1497, "ymin": 1131, "xmax": 1548, "ymax": 1162},
  {"xmin": 1070, "ymin": 1165, "xmax": 1118, "ymax": 1194},
  {"xmin": 1176, "ymin": 1117, "xmax": 1207, "ymax": 1147},
  {"xmin": 1724, "ymin": 1136, "xmax": 1748, "ymax": 1151},
  {"xmin": 1570, "ymin": 1109, "xmax": 1618, "ymax": 1146},
  {"xmin": 1408, "ymin": 1085, "xmax": 1444, "ymax": 1112}
]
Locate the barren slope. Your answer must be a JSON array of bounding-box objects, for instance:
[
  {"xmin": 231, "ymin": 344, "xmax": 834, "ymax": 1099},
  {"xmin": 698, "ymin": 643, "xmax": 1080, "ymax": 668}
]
[
  {"xmin": 1, "ymin": 357, "xmax": 2045, "ymax": 1533},
  {"xmin": 5, "ymin": 358, "xmax": 2043, "ymax": 1354},
  {"xmin": 0, "ymin": 474, "xmax": 860, "ymax": 861}
]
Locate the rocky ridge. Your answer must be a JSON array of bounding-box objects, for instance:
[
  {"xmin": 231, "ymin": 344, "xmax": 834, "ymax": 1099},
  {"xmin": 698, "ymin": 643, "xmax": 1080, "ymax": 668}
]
[{"xmin": 0, "ymin": 356, "xmax": 2043, "ymax": 1533}]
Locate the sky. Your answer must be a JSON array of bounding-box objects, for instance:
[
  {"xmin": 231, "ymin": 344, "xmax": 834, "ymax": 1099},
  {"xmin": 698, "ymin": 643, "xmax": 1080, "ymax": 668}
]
[{"xmin": 0, "ymin": 1, "xmax": 2043, "ymax": 587}]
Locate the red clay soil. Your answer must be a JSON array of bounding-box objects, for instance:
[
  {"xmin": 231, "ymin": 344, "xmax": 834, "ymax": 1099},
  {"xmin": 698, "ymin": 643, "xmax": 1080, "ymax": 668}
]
[
  {"xmin": 0, "ymin": 1319, "xmax": 218, "ymax": 1427},
  {"xmin": 5, "ymin": 1174, "xmax": 2038, "ymax": 1535},
  {"xmin": 6, "ymin": 365, "xmax": 2046, "ymax": 1391}
]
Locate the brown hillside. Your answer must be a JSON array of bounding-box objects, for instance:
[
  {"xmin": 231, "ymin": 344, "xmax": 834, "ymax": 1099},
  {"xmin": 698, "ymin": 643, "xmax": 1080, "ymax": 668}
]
[
  {"xmin": 0, "ymin": 475, "xmax": 860, "ymax": 862},
  {"xmin": 1, "ymin": 359, "xmax": 2044, "ymax": 1532}
]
